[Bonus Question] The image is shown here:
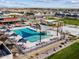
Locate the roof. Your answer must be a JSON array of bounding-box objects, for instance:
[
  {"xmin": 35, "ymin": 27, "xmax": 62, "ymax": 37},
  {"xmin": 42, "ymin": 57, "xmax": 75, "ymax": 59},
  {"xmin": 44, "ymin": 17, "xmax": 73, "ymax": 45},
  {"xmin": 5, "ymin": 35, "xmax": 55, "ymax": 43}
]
[
  {"xmin": 45, "ymin": 20, "xmax": 57, "ymax": 22},
  {"xmin": 0, "ymin": 42, "xmax": 11, "ymax": 57},
  {"xmin": 62, "ymin": 26, "xmax": 79, "ymax": 36},
  {"xmin": 4, "ymin": 13, "xmax": 23, "ymax": 16}
]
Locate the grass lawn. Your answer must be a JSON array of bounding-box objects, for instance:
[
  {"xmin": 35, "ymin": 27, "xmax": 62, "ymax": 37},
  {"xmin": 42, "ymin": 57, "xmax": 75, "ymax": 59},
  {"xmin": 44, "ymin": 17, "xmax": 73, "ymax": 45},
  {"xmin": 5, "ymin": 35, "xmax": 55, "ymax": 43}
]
[
  {"xmin": 59, "ymin": 18, "xmax": 79, "ymax": 25},
  {"xmin": 48, "ymin": 17, "xmax": 79, "ymax": 25},
  {"xmin": 48, "ymin": 17, "xmax": 56, "ymax": 20},
  {"xmin": 47, "ymin": 42, "xmax": 79, "ymax": 59}
]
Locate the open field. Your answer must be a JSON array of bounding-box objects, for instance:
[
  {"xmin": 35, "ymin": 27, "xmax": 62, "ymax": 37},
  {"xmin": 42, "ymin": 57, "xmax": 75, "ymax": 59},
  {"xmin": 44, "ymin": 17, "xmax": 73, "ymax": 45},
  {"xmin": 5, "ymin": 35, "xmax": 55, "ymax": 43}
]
[
  {"xmin": 59, "ymin": 18, "xmax": 79, "ymax": 25},
  {"xmin": 48, "ymin": 17, "xmax": 79, "ymax": 25},
  {"xmin": 47, "ymin": 42, "xmax": 79, "ymax": 59}
]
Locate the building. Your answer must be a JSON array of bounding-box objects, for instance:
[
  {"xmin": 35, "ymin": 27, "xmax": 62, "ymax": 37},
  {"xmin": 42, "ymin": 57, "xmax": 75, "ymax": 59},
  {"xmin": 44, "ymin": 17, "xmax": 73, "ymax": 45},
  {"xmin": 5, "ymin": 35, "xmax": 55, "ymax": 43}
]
[
  {"xmin": 0, "ymin": 17, "xmax": 20, "ymax": 26},
  {"xmin": 0, "ymin": 41, "xmax": 13, "ymax": 59},
  {"xmin": 41, "ymin": 19, "xmax": 58, "ymax": 25}
]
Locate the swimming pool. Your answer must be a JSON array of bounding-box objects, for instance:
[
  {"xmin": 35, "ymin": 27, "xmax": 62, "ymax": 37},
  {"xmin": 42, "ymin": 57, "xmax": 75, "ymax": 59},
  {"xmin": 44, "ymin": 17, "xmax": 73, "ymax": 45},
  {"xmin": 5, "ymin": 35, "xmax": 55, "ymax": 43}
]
[{"xmin": 13, "ymin": 28, "xmax": 49, "ymax": 42}]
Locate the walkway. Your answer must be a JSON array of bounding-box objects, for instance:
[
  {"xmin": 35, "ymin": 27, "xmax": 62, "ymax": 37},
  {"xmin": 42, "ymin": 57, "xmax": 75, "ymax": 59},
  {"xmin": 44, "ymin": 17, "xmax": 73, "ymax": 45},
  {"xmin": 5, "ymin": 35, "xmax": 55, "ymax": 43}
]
[
  {"xmin": 14, "ymin": 40, "xmax": 65, "ymax": 59},
  {"xmin": 14, "ymin": 39, "xmax": 79, "ymax": 59}
]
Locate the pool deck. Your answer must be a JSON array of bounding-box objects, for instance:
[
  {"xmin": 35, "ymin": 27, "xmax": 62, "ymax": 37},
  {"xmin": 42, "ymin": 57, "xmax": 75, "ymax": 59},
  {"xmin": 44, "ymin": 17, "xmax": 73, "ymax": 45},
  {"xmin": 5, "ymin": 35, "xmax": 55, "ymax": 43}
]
[
  {"xmin": 1, "ymin": 25, "xmax": 65, "ymax": 59},
  {"xmin": 14, "ymin": 38, "xmax": 79, "ymax": 59},
  {"xmin": 10, "ymin": 26, "xmax": 61, "ymax": 48},
  {"xmin": 14, "ymin": 39, "xmax": 65, "ymax": 59}
]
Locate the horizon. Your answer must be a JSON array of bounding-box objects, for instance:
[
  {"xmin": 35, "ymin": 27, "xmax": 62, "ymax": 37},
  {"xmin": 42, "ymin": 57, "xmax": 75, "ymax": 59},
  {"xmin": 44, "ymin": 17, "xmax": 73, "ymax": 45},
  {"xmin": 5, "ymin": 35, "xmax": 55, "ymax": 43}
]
[
  {"xmin": 0, "ymin": 7, "xmax": 79, "ymax": 9},
  {"xmin": 0, "ymin": 0, "xmax": 79, "ymax": 8}
]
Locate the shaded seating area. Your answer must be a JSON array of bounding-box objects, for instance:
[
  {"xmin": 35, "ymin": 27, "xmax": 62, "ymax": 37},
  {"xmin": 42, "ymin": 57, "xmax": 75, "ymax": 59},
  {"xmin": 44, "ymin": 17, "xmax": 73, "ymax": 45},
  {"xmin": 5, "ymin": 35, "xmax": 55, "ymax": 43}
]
[
  {"xmin": 0, "ymin": 42, "xmax": 11, "ymax": 57},
  {"xmin": 18, "ymin": 38, "xmax": 27, "ymax": 43}
]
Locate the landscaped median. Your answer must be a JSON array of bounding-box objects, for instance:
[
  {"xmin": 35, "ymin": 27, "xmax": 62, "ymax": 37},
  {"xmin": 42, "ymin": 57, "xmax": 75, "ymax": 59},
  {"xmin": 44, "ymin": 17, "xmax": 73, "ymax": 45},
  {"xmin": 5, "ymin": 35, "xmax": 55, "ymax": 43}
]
[{"xmin": 47, "ymin": 40, "xmax": 79, "ymax": 59}]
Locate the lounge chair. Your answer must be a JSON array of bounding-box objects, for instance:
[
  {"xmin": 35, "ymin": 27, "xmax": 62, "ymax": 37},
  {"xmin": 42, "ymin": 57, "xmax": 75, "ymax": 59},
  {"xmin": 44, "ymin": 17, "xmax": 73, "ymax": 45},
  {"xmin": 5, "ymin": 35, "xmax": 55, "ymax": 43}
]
[{"xmin": 15, "ymin": 35, "xmax": 22, "ymax": 42}]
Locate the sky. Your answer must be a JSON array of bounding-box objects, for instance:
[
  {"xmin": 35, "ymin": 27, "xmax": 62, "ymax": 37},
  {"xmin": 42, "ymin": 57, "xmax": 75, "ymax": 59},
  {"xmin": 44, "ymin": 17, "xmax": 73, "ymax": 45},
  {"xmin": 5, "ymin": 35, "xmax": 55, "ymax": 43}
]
[{"xmin": 0, "ymin": 0, "xmax": 79, "ymax": 8}]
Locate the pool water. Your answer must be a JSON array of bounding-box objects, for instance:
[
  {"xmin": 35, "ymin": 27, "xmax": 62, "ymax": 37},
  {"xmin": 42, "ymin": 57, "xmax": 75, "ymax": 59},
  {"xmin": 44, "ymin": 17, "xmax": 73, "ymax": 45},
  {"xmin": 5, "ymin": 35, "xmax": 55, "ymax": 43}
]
[{"xmin": 13, "ymin": 28, "xmax": 49, "ymax": 42}]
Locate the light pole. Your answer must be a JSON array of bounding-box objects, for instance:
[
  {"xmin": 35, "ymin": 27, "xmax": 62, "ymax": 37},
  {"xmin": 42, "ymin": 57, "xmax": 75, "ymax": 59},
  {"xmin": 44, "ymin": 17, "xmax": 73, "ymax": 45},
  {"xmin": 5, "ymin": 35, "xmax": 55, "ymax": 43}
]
[{"xmin": 39, "ymin": 25, "xmax": 41, "ymax": 42}]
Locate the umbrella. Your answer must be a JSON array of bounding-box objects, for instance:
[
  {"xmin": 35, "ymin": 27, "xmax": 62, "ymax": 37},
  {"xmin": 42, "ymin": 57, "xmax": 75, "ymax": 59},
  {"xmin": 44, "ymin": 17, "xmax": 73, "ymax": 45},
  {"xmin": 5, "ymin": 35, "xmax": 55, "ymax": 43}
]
[{"xmin": 11, "ymin": 33, "xmax": 17, "ymax": 36}]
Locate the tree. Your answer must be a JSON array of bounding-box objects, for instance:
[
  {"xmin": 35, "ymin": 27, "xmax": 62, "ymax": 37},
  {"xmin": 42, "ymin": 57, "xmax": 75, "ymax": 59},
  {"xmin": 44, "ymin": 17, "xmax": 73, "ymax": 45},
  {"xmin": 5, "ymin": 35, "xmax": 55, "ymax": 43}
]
[
  {"xmin": 36, "ymin": 23, "xmax": 41, "ymax": 42},
  {"xmin": 0, "ymin": 34, "xmax": 8, "ymax": 43},
  {"xmin": 25, "ymin": 12, "xmax": 34, "ymax": 16}
]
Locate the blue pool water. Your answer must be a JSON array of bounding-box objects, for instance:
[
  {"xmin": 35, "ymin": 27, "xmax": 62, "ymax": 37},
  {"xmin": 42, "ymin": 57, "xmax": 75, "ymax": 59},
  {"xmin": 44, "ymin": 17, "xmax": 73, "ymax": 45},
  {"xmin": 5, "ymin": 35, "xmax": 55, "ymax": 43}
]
[{"xmin": 13, "ymin": 28, "xmax": 49, "ymax": 42}]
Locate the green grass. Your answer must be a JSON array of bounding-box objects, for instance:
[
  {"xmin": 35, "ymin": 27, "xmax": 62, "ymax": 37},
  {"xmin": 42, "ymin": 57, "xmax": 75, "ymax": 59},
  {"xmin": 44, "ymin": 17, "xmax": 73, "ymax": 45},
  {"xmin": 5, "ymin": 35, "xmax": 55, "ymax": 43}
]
[
  {"xmin": 47, "ymin": 42, "xmax": 79, "ymax": 59},
  {"xmin": 48, "ymin": 17, "xmax": 79, "ymax": 25},
  {"xmin": 47, "ymin": 16, "xmax": 57, "ymax": 20},
  {"xmin": 48, "ymin": 17, "xmax": 56, "ymax": 20},
  {"xmin": 59, "ymin": 18, "xmax": 79, "ymax": 25}
]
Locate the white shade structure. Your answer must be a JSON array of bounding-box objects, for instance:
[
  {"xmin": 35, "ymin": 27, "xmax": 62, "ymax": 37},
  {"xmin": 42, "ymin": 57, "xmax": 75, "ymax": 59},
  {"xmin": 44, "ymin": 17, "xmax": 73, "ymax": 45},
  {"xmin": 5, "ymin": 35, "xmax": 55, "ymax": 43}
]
[{"xmin": 62, "ymin": 26, "xmax": 79, "ymax": 36}]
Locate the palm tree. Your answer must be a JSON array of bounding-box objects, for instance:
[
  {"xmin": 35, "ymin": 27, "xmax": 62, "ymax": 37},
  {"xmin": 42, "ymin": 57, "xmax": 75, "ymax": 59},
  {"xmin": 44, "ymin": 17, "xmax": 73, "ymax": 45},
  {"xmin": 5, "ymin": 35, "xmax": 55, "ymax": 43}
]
[
  {"xmin": 0, "ymin": 35, "xmax": 8, "ymax": 43},
  {"xmin": 35, "ymin": 23, "xmax": 41, "ymax": 42},
  {"xmin": 30, "ymin": 56, "xmax": 34, "ymax": 59},
  {"xmin": 56, "ymin": 21, "xmax": 64, "ymax": 36},
  {"xmin": 56, "ymin": 22, "xmax": 59, "ymax": 36},
  {"xmin": 0, "ymin": 31, "xmax": 4, "ymax": 35},
  {"xmin": 35, "ymin": 53, "xmax": 39, "ymax": 56}
]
